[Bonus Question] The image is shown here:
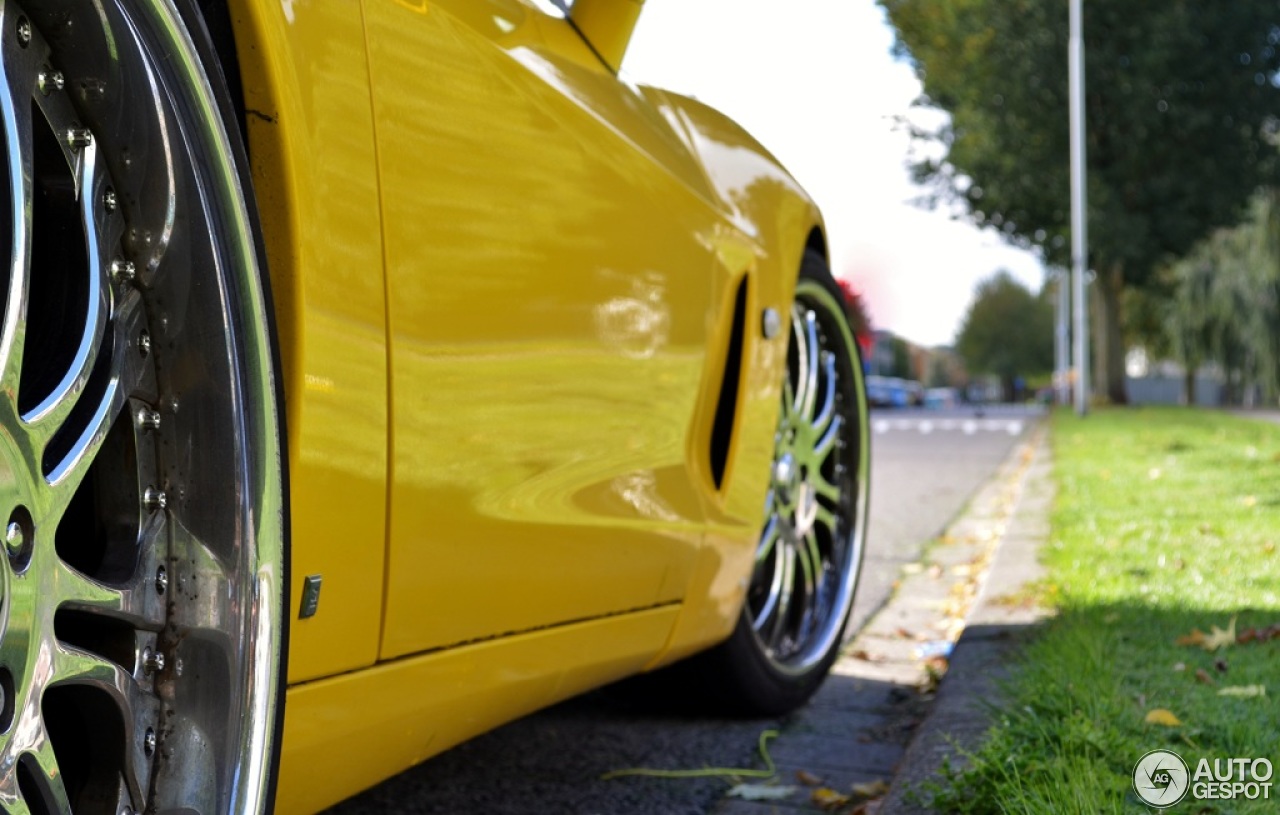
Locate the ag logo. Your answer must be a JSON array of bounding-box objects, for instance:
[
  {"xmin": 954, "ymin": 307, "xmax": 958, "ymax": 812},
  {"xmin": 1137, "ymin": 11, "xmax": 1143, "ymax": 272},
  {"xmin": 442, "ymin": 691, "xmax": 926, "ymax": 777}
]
[{"xmin": 1134, "ymin": 749, "xmax": 1191, "ymax": 806}]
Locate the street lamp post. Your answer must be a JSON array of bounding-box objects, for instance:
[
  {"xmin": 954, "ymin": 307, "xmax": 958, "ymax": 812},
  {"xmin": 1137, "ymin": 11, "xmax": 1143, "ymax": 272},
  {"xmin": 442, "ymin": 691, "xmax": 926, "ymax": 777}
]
[{"xmin": 1069, "ymin": 0, "xmax": 1089, "ymax": 415}]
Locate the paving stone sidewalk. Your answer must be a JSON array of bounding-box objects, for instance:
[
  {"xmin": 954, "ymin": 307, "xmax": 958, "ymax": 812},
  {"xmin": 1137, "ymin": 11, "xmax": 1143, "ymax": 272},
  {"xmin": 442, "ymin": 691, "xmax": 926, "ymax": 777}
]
[{"xmin": 714, "ymin": 423, "xmax": 1053, "ymax": 814}]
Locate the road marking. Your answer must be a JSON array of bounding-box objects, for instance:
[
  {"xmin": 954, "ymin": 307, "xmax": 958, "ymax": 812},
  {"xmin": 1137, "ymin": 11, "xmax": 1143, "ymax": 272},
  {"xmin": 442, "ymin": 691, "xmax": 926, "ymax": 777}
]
[{"xmin": 872, "ymin": 418, "xmax": 1026, "ymax": 436}]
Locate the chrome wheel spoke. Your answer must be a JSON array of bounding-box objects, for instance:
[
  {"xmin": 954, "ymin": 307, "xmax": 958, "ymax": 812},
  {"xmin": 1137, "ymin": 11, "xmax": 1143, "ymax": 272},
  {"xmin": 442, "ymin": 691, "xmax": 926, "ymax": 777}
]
[
  {"xmin": 752, "ymin": 543, "xmax": 785, "ymax": 632},
  {"xmin": 766, "ymin": 543, "xmax": 797, "ymax": 648},
  {"xmin": 27, "ymin": 738, "xmax": 74, "ymax": 815},
  {"xmin": 55, "ymin": 556, "xmax": 165, "ymax": 631},
  {"xmin": 20, "ymin": 139, "xmax": 111, "ymax": 435},
  {"xmin": 42, "ymin": 291, "xmax": 147, "ymax": 501},
  {"xmin": 815, "ymin": 503, "xmax": 838, "ymax": 534},
  {"xmin": 52, "ymin": 644, "xmax": 133, "ymax": 695},
  {"xmin": 813, "ymin": 473, "xmax": 840, "ymax": 503},
  {"xmin": 0, "ymin": 8, "xmax": 41, "ymax": 396},
  {"xmin": 755, "ymin": 514, "xmax": 780, "ymax": 564},
  {"xmin": 814, "ymin": 413, "xmax": 844, "ymax": 461},
  {"xmin": 791, "ymin": 310, "xmax": 820, "ymax": 419},
  {"xmin": 812, "ymin": 351, "xmax": 837, "ymax": 434}
]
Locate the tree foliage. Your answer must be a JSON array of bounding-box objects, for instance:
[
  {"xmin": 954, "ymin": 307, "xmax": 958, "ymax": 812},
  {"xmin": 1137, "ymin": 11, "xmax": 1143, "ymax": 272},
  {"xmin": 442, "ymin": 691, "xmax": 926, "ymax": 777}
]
[
  {"xmin": 955, "ymin": 271, "xmax": 1054, "ymax": 395},
  {"xmin": 1159, "ymin": 189, "xmax": 1280, "ymax": 403},
  {"xmin": 880, "ymin": 0, "xmax": 1280, "ymax": 402}
]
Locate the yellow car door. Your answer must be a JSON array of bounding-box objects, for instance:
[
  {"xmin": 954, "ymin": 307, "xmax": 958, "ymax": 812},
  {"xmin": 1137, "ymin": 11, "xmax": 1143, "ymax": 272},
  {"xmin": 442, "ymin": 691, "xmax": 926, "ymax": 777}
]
[{"xmin": 363, "ymin": 0, "xmax": 750, "ymax": 658}]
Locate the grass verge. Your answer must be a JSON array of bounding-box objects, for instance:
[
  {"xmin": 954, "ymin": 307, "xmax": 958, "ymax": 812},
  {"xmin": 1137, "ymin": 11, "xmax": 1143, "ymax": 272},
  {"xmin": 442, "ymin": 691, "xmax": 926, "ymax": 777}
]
[{"xmin": 923, "ymin": 408, "xmax": 1280, "ymax": 814}]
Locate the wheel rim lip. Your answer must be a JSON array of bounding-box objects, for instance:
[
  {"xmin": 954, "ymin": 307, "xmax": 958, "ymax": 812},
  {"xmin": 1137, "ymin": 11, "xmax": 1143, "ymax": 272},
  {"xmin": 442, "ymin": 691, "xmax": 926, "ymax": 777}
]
[
  {"xmin": 133, "ymin": 2, "xmax": 286, "ymax": 810},
  {"xmin": 0, "ymin": 1, "xmax": 285, "ymax": 811},
  {"xmin": 748, "ymin": 279, "xmax": 869, "ymax": 676}
]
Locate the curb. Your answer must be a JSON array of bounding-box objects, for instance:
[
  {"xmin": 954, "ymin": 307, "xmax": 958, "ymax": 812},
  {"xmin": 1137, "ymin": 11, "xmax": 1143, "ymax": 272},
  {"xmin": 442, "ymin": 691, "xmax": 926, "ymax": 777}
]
[{"xmin": 878, "ymin": 426, "xmax": 1054, "ymax": 813}]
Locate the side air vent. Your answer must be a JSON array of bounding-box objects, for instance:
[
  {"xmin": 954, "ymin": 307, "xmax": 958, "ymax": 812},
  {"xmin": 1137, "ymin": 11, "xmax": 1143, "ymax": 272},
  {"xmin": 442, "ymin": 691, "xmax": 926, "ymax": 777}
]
[{"xmin": 710, "ymin": 277, "xmax": 748, "ymax": 489}]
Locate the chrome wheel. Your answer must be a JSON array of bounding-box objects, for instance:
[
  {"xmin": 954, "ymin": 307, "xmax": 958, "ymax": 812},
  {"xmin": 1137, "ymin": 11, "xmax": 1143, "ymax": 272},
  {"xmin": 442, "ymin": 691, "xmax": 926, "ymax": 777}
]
[
  {"xmin": 0, "ymin": 1, "xmax": 284, "ymax": 813},
  {"xmin": 748, "ymin": 276, "xmax": 868, "ymax": 674}
]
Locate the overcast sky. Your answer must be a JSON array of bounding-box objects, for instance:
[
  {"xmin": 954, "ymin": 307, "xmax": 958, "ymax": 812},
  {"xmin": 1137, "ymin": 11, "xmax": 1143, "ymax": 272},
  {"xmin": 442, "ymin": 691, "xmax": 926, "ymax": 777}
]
[{"xmin": 624, "ymin": 0, "xmax": 1049, "ymax": 348}]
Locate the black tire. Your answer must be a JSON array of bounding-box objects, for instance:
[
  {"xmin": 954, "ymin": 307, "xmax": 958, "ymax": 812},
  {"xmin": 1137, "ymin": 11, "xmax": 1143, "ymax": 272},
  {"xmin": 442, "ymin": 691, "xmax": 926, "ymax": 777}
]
[
  {"xmin": 685, "ymin": 250, "xmax": 870, "ymax": 716},
  {"xmin": 0, "ymin": 2, "xmax": 286, "ymax": 813}
]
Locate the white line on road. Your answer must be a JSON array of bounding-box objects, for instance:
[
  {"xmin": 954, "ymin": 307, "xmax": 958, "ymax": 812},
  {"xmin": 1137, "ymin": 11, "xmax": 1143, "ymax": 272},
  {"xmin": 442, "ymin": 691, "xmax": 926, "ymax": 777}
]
[{"xmin": 872, "ymin": 418, "xmax": 1027, "ymax": 436}]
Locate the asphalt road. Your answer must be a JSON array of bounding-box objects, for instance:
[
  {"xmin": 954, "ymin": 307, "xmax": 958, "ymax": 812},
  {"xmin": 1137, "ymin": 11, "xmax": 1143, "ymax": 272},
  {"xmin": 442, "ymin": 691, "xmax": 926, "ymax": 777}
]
[{"xmin": 323, "ymin": 404, "xmax": 1044, "ymax": 815}]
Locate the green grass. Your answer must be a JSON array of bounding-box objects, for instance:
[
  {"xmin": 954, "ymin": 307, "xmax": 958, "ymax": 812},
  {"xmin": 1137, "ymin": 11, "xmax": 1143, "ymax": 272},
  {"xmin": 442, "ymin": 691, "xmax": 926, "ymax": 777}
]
[{"xmin": 923, "ymin": 408, "xmax": 1280, "ymax": 814}]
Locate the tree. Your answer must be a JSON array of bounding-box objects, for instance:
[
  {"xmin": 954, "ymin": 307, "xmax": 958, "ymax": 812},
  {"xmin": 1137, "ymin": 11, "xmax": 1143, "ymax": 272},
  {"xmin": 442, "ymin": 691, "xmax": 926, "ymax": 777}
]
[
  {"xmin": 880, "ymin": 0, "xmax": 1280, "ymax": 402},
  {"xmin": 955, "ymin": 271, "xmax": 1054, "ymax": 399},
  {"xmin": 1158, "ymin": 189, "xmax": 1280, "ymax": 404}
]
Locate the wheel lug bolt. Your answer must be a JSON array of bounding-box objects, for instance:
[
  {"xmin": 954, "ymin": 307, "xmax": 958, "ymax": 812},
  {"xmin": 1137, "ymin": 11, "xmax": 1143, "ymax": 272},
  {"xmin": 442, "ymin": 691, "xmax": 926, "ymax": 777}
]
[
  {"xmin": 15, "ymin": 16, "xmax": 30, "ymax": 47},
  {"xmin": 143, "ymin": 487, "xmax": 167, "ymax": 512},
  {"xmin": 103, "ymin": 188, "xmax": 117, "ymax": 213},
  {"xmin": 143, "ymin": 727, "xmax": 156, "ymax": 756},
  {"xmin": 111, "ymin": 259, "xmax": 136, "ymax": 285},
  {"xmin": 138, "ymin": 331, "xmax": 151, "ymax": 357},
  {"xmin": 4, "ymin": 522, "xmax": 22, "ymax": 556},
  {"xmin": 155, "ymin": 565, "xmax": 168, "ymax": 595},
  {"xmin": 65, "ymin": 128, "xmax": 92, "ymax": 149},
  {"xmin": 142, "ymin": 647, "xmax": 165, "ymax": 675},
  {"xmin": 37, "ymin": 68, "xmax": 63, "ymax": 95},
  {"xmin": 137, "ymin": 407, "xmax": 161, "ymax": 432}
]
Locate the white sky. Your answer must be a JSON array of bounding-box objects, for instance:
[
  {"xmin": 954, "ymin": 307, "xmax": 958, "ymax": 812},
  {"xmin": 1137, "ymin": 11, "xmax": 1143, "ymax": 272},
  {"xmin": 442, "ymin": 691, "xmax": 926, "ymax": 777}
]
[{"xmin": 624, "ymin": 0, "xmax": 1047, "ymax": 348}]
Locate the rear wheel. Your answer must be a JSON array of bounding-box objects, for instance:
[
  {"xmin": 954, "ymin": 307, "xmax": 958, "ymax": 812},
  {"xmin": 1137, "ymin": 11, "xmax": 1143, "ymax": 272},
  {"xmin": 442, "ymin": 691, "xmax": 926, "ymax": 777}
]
[
  {"xmin": 696, "ymin": 250, "xmax": 869, "ymax": 715},
  {"xmin": 0, "ymin": 1, "xmax": 285, "ymax": 812}
]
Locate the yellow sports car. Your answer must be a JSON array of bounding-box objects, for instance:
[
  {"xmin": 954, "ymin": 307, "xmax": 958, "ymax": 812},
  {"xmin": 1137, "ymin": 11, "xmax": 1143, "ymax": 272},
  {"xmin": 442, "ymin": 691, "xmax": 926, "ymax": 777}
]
[{"xmin": 0, "ymin": 0, "xmax": 869, "ymax": 811}]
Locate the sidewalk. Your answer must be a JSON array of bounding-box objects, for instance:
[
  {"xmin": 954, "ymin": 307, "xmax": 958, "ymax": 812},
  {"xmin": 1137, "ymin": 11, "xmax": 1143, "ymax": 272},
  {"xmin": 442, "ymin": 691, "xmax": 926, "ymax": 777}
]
[{"xmin": 715, "ymin": 423, "xmax": 1053, "ymax": 814}]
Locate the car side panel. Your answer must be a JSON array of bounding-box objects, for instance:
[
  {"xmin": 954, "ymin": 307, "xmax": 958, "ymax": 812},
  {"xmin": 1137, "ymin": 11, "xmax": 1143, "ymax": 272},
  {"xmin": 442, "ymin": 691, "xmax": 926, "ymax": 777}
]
[
  {"xmin": 363, "ymin": 0, "xmax": 745, "ymax": 657},
  {"xmin": 227, "ymin": 0, "xmax": 389, "ymax": 683},
  {"xmin": 276, "ymin": 606, "xmax": 680, "ymax": 814}
]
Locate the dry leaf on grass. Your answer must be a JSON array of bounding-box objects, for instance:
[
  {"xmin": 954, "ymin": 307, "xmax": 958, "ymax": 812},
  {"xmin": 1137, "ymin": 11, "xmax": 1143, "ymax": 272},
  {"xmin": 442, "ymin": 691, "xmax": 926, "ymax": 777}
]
[
  {"xmin": 1176, "ymin": 617, "xmax": 1239, "ymax": 651},
  {"xmin": 1194, "ymin": 668, "xmax": 1216, "ymax": 686},
  {"xmin": 811, "ymin": 787, "xmax": 851, "ymax": 810},
  {"xmin": 1176, "ymin": 629, "xmax": 1207, "ymax": 647},
  {"xmin": 1202, "ymin": 617, "xmax": 1238, "ymax": 651},
  {"xmin": 1218, "ymin": 685, "xmax": 1266, "ymax": 698},
  {"xmin": 851, "ymin": 800, "xmax": 883, "ymax": 815},
  {"xmin": 1145, "ymin": 708, "xmax": 1183, "ymax": 726}
]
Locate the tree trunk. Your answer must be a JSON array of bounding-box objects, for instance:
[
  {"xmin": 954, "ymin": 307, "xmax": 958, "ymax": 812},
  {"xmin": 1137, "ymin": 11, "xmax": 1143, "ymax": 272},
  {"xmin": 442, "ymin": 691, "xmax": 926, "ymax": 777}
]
[
  {"xmin": 1183, "ymin": 364, "xmax": 1196, "ymax": 406},
  {"xmin": 1096, "ymin": 263, "xmax": 1129, "ymax": 404}
]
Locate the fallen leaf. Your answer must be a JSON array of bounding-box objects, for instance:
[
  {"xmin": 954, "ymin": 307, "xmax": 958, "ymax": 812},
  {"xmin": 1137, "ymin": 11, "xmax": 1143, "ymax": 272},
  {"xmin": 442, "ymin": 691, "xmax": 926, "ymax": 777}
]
[
  {"xmin": 1202, "ymin": 617, "xmax": 1238, "ymax": 651},
  {"xmin": 851, "ymin": 779, "xmax": 891, "ymax": 798},
  {"xmin": 894, "ymin": 627, "xmax": 915, "ymax": 640},
  {"xmin": 928, "ymin": 564, "xmax": 944, "ymax": 579},
  {"xmin": 811, "ymin": 787, "xmax": 851, "ymax": 810},
  {"xmin": 795, "ymin": 770, "xmax": 823, "ymax": 787},
  {"xmin": 851, "ymin": 801, "xmax": 883, "ymax": 815},
  {"xmin": 851, "ymin": 650, "xmax": 886, "ymax": 663},
  {"xmin": 1172, "ymin": 662, "xmax": 1187, "ymax": 672},
  {"xmin": 1263, "ymin": 542, "xmax": 1277, "ymax": 555},
  {"xmin": 727, "ymin": 784, "xmax": 796, "ymax": 801},
  {"xmin": 901, "ymin": 562, "xmax": 924, "ymax": 575},
  {"xmin": 1194, "ymin": 668, "xmax": 1215, "ymax": 686},
  {"xmin": 1145, "ymin": 709, "xmax": 1183, "ymax": 726},
  {"xmin": 1176, "ymin": 629, "xmax": 1207, "ymax": 647},
  {"xmin": 1218, "ymin": 685, "xmax": 1266, "ymax": 698}
]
